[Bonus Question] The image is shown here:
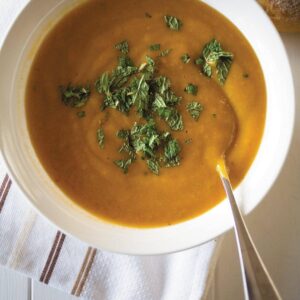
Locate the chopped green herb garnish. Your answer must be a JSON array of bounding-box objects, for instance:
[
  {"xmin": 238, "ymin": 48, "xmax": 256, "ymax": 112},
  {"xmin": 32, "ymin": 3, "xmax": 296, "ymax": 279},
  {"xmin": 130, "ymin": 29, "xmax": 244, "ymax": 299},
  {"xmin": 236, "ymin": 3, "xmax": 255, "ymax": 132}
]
[
  {"xmin": 115, "ymin": 119, "xmax": 181, "ymax": 174},
  {"xmin": 159, "ymin": 48, "xmax": 172, "ymax": 57},
  {"xmin": 186, "ymin": 101, "xmax": 204, "ymax": 121},
  {"xmin": 164, "ymin": 139, "xmax": 181, "ymax": 167},
  {"xmin": 76, "ymin": 111, "xmax": 86, "ymax": 118},
  {"xmin": 96, "ymin": 53, "xmax": 183, "ymax": 132},
  {"xmin": 155, "ymin": 76, "xmax": 171, "ymax": 95},
  {"xmin": 164, "ymin": 15, "xmax": 183, "ymax": 31},
  {"xmin": 181, "ymin": 53, "xmax": 190, "ymax": 64},
  {"xmin": 97, "ymin": 126, "xmax": 105, "ymax": 149},
  {"xmin": 115, "ymin": 40, "xmax": 129, "ymax": 54},
  {"xmin": 147, "ymin": 159, "xmax": 160, "ymax": 175},
  {"xmin": 195, "ymin": 39, "xmax": 233, "ymax": 85},
  {"xmin": 61, "ymin": 27, "xmax": 220, "ymax": 176},
  {"xmin": 114, "ymin": 158, "xmax": 134, "ymax": 174},
  {"xmin": 195, "ymin": 57, "xmax": 204, "ymax": 65},
  {"xmin": 184, "ymin": 83, "xmax": 198, "ymax": 95},
  {"xmin": 60, "ymin": 85, "xmax": 90, "ymax": 108},
  {"xmin": 118, "ymin": 55, "xmax": 135, "ymax": 68},
  {"xmin": 116, "ymin": 129, "xmax": 130, "ymax": 140},
  {"xmin": 95, "ymin": 56, "xmax": 138, "ymax": 113},
  {"xmin": 63, "ymin": 43, "xmax": 193, "ymax": 175},
  {"xmin": 155, "ymin": 107, "xmax": 183, "ymax": 131},
  {"xmin": 217, "ymin": 58, "xmax": 233, "ymax": 85},
  {"xmin": 130, "ymin": 74, "xmax": 151, "ymax": 118},
  {"xmin": 149, "ymin": 44, "xmax": 161, "ymax": 51},
  {"xmin": 138, "ymin": 56, "xmax": 154, "ymax": 74},
  {"xmin": 96, "ymin": 58, "xmax": 137, "ymax": 94}
]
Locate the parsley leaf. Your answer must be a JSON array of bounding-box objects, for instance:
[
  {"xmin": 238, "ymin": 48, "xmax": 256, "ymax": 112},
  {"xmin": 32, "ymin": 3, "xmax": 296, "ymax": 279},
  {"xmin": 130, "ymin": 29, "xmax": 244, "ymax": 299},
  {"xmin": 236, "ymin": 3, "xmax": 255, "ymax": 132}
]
[
  {"xmin": 115, "ymin": 40, "xmax": 129, "ymax": 54},
  {"xmin": 130, "ymin": 75, "xmax": 150, "ymax": 118},
  {"xmin": 139, "ymin": 55, "xmax": 156, "ymax": 78},
  {"xmin": 217, "ymin": 57, "xmax": 233, "ymax": 85},
  {"xmin": 184, "ymin": 138, "xmax": 192, "ymax": 144},
  {"xmin": 147, "ymin": 159, "xmax": 160, "ymax": 175},
  {"xmin": 97, "ymin": 126, "xmax": 105, "ymax": 149},
  {"xmin": 117, "ymin": 130, "xmax": 136, "ymax": 159},
  {"xmin": 164, "ymin": 15, "xmax": 183, "ymax": 31},
  {"xmin": 114, "ymin": 158, "xmax": 135, "ymax": 174},
  {"xmin": 149, "ymin": 44, "xmax": 161, "ymax": 51},
  {"xmin": 96, "ymin": 62, "xmax": 137, "ymax": 95},
  {"xmin": 181, "ymin": 53, "xmax": 190, "ymax": 64},
  {"xmin": 155, "ymin": 106, "xmax": 183, "ymax": 131},
  {"xmin": 155, "ymin": 76, "xmax": 171, "ymax": 95},
  {"xmin": 118, "ymin": 55, "xmax": 135, "ymax": 68},
  {"xmin": 76, "ymin": 111, "xmax": 86, "ymax": 118},
  {"xmin": 195, "ymin": 38, "xmax": 233, "ymax": 85},
  {"xmin": 202, "ymin": 39, "xmax": 224, "ymax": 62},
  {"xmin": 95, "ymin": 73, "xmax": 110, "ymax": 95},
  {"xmin": 151, "ymin": 76, "xmax": 183, "ymax": 131},
  {"xmin": 159, "ymin": 48, "xmax": 172, "ymax": 57},
  {"xmin": 115, "ymin": 120, "xmax": 181, "ymax": 174},
  {"xmin": 60, "ymin": 85, "xmax": 90, "ymax": 108},
  {"xmin": 184, "ymin": 83, "xmax": 198, "ymax": 95},
  {"xmin": 130, "ymin": 120, "xmax": 160, "ymax": 159},
  {"xmin": 186, "ymin": 101, "xmax": 204, "ymax": 121},
  {"xmin": 95, "ymin": 56, "xmax": 138, "ymax": 113},
  {"xmin": 96, "ymin": 51, "xmax": 183, "ymax": 131},
  {"xmin": 164, "ymin": 139, "xmax": 181, "ymax": 167}
]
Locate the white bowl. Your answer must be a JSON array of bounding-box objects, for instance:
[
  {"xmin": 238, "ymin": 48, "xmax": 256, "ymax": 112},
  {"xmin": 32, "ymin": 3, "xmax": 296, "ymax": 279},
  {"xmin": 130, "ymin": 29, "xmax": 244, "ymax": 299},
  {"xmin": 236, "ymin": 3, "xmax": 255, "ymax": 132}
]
[{"xmin": 0, "ymin": 0, "xmax": 294, "ymax": 255}]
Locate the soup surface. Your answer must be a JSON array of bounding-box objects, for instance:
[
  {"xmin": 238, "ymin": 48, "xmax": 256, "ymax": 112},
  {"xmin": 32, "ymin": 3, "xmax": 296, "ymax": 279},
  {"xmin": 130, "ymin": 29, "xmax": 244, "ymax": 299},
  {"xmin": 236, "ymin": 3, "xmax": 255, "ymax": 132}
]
[{"xmin": 26, "ymin": 0, "xmax": 266, "ymax": 227}]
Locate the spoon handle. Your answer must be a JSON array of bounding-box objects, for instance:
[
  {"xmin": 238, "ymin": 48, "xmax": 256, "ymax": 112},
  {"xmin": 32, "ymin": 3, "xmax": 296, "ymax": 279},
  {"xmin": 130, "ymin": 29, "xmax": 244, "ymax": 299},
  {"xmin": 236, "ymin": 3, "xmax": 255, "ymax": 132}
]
[{"xmin": 219, "ymin": 174, "xmax": 282, "ymax": 300}]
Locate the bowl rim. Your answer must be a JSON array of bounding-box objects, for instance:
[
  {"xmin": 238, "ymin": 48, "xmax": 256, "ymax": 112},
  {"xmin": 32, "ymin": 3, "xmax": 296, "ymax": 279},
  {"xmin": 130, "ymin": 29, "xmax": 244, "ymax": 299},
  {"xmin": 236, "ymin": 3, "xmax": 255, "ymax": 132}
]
[{"xmin": 0, "ymin": 0, "xmax": 295, "ymax": 255}]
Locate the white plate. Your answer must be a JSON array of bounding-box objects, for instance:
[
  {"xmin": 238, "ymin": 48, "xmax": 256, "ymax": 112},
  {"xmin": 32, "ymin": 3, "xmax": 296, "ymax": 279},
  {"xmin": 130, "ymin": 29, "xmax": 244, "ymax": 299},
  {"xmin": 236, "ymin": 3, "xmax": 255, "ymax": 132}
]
[{"xmin": 0, "ymin": 0, "xmax": 294, "ymax": 254}]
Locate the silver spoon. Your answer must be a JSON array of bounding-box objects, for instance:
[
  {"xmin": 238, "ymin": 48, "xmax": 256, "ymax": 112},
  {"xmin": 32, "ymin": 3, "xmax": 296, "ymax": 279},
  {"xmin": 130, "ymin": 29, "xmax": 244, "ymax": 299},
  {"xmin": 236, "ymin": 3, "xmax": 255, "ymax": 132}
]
[{"xmin": 217, "ymin": 163, "xmax": 282, "ymax": 300}]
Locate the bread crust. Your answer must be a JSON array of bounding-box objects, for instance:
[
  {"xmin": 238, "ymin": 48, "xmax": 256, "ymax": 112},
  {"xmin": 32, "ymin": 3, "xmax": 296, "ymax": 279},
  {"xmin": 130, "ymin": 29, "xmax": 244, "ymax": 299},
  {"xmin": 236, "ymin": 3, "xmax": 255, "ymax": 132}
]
[{"xmin": 258, "ymin": 0, "xmax": 300, "ymax": 32}]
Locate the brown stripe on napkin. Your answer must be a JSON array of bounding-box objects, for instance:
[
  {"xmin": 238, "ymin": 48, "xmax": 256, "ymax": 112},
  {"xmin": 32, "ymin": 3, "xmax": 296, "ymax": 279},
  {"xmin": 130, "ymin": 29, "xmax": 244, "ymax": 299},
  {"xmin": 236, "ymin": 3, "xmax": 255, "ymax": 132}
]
[
  {"xmin": 0, "ymin": 174, "xmax": 12, "ymax": 213},
  {"xmin": 40, "ymin": 231, "xmax": 66, "ymax": 284},
  {"xmin": 71, "ymin": 247, "xmax": 97, "ymax": 296},
  {"xmin": 0, "ymin": 175, "xmax": 8, "ymax": 195}
]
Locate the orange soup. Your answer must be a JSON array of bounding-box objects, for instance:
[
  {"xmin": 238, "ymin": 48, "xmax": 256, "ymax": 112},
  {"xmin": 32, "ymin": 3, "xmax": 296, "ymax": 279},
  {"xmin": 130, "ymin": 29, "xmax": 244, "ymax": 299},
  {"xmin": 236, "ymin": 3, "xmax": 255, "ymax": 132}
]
[{"xmin": 26, "ymin": 0, "xmax": 266, "ymax": 227}]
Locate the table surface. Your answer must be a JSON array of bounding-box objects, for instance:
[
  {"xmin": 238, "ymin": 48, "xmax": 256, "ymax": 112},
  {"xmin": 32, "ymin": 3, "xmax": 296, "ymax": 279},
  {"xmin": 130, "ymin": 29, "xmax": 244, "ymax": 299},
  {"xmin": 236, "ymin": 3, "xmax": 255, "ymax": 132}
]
[{"xmin": 0, "ymin": 33, "xmax": 299, "ymax": 300}]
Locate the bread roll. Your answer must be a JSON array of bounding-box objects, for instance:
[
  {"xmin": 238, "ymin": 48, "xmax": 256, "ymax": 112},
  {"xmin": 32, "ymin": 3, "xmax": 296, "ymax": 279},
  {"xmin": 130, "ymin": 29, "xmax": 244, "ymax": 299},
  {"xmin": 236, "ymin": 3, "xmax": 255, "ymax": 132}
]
[{"xmin": 258, "ymin": 0, "xmax": 300, "ymax": 32}]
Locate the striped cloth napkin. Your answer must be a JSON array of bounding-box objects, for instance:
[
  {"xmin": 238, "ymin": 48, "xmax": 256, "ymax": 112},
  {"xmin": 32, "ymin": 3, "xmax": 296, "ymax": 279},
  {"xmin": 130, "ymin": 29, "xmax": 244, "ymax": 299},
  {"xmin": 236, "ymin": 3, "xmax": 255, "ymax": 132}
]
[
  {"xmin": 0, "ymin": 1, "xmax": 219, "ymax": 299},
  {"xmin": 0, "ymin": 156, "xmax": 218, "ymax": 299}
]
